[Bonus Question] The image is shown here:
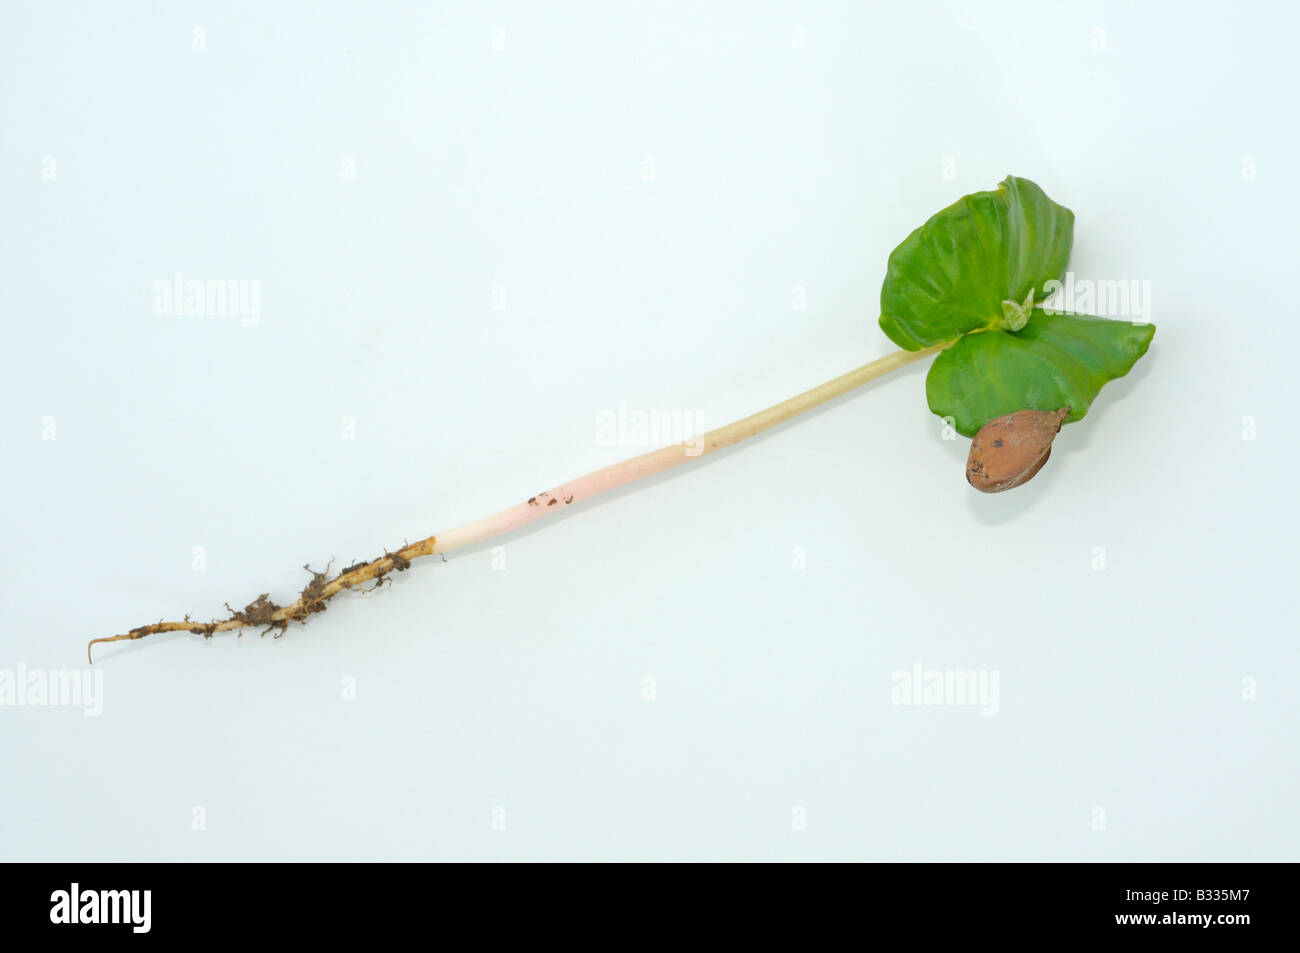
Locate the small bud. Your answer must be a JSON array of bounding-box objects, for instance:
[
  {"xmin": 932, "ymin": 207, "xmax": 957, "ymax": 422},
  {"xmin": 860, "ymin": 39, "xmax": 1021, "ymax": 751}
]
[{"xmin": 966, "ymin": 408, "xmax": 1069, "ymax": 493}]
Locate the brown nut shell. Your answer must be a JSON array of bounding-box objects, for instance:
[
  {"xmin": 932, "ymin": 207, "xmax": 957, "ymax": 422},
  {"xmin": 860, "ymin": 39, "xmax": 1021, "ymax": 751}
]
[{"xmin": 966, "ymin": 408, "xmax": 1069, "ymax": 493}]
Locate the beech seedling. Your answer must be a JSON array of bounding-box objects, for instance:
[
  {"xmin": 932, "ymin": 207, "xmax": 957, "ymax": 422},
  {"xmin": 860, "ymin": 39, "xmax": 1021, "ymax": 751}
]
[{"xmin": 88, "ymin": 175, "xmax": 1155, "ymax": 660}]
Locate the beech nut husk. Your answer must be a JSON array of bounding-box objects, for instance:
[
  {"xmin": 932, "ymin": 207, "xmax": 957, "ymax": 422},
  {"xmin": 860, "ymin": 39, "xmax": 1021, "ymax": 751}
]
[{"xmin": 966, "ymin": 408, "xmax": 1069, "ymax": 493}]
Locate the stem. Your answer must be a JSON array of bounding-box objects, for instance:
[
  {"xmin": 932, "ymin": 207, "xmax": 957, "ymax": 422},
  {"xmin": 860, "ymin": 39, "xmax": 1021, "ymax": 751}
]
[
  {"xmin": 433, "ymin": 344, "xmax": 942, "ymax": 551},
  {"xmin": 87, "ymin": 344, "xmax": 943, "ymax": 661}
]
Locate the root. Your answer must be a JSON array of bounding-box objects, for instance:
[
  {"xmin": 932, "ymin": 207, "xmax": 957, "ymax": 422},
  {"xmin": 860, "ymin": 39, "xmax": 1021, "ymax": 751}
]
[{"xmin": 87, "ymin": 537, "xmax": 436, "ymax": 662}]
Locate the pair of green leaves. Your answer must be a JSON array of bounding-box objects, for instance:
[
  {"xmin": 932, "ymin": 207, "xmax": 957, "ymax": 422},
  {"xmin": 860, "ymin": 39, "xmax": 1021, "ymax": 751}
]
[{"xmin": 879, "ymin": 176, "xmax": 1154, "ymax": 437}]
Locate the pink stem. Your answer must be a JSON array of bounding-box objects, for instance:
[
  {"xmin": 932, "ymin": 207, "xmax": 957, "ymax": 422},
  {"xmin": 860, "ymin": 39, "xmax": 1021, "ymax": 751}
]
[{"xmin": 432, "ymin": 345, "xmax": 942, "ymax": 554}]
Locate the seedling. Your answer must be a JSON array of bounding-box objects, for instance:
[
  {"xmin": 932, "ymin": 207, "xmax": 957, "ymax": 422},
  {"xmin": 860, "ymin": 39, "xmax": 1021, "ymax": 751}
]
[{"xmin": 88, "ymin": 176, "xmax": 1154, "ymax": 660}]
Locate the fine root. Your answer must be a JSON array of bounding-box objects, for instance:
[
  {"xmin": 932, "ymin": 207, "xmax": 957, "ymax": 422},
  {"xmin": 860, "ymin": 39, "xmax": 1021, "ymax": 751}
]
[{"xmin": 87, "ymin": 536, "xmax": 436, "ymax": 662}]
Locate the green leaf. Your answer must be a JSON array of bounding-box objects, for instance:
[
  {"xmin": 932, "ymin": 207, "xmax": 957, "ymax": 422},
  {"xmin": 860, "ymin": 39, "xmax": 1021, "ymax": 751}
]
[
  {"xmin": 926, "ymin": 310, "xmax": 1155, "ymax": 437},
  {"xmin": 879, "ymin": 176, "xmax": 1075, "ymax": 350}
]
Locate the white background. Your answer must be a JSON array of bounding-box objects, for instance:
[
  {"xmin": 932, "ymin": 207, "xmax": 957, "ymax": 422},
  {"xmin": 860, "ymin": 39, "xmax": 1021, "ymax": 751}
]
[{"xmin": 2, "ymin": 1, "xmax": 1296, "ymax": 860}]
